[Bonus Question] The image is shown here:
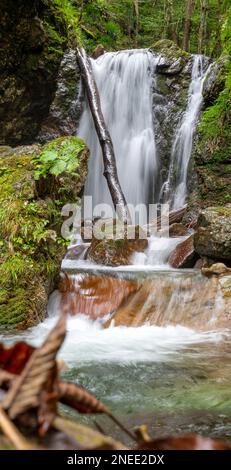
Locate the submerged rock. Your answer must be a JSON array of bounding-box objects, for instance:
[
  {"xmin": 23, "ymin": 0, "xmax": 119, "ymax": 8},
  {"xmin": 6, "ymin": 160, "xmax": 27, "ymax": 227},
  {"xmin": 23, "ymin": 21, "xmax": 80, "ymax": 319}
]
[
  {"xmin": 0, "ymin": 137, "xmax": 88, "ymax": 329},
  {"xmin": 59, "ymin": 274, "xmax": 139, "ymax": 319},
  {"xmin": 168, "ymin": 235, "xmax": 197, "ymax": 268},
  {"xmin": 105, "ymin": 272, "xmax": 231, "ymax": 330},
  {"xmin": 194, "ymin": 206, "xmax": 231, "ymax": 261}
]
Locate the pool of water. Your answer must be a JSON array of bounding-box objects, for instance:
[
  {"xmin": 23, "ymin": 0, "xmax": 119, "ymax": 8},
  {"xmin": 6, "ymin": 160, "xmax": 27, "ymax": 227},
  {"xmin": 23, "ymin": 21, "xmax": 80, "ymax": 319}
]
[{"xmin": 1, "ymin": 311, "xmax": 230, "ymax": 443}]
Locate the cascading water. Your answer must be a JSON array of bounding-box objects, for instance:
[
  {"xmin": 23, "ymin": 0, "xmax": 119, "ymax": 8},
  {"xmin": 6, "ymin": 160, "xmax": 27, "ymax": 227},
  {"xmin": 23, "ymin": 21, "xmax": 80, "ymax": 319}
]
[
  {"xmin": 78, "ymin": 50, "xmax": 159, "ymax": 211},
  {"xmin": 161, "ymin": 55, "xmax": 207, "ymax": 210},
  {"xmin": 2, "ymin": 48, "xmax": 230, "ymax": 442},
  {"xmin": 74, "ymin": 50, "xmax": 209, "ymax": 268}
]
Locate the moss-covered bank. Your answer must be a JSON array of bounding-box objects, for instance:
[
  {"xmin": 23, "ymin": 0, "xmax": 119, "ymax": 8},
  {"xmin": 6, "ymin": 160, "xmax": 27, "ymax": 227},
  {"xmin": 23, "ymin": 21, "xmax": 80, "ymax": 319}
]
[
  {"xmin": 0, "ymin": 137, "xmax": 88, "ymax": 329},
  {"xmin": 189, "ymin": 8, "xmax": 231, "ymax": 213}
]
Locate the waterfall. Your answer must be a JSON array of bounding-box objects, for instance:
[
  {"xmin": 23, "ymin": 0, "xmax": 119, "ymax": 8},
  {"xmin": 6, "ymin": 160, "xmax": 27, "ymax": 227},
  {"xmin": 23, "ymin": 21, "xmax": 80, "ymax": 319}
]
[
  {"xmin": 161, "ymin": 55, "xmax": 207, "ymax": 210},
  {"xmin": 78, "ymin": 50, "xmax": 159, "ymax": 212},
  {"xmin": 78, "ymin": 51, "xmax": 209, "ymax": 217}
]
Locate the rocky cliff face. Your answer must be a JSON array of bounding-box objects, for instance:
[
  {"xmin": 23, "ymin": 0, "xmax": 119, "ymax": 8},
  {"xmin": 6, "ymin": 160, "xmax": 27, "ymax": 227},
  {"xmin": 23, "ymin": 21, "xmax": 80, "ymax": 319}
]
[{"xmin": 0, "ymin": 0, "xmax": 67, "ymax": 145}]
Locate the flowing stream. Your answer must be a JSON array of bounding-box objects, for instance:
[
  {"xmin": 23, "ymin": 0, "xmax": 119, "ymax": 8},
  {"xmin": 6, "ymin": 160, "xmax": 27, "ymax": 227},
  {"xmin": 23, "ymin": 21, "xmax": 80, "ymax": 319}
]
[{"xmin": 1, "ymin": 49, "xmax": 230, "ymax": 442}]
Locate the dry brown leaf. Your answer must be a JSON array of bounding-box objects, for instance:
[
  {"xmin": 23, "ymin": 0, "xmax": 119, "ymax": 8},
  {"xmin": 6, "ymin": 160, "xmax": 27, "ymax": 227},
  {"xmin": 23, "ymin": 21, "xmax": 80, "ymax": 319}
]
[
  {"xmin": 2, "ymin": 313, "xmax": 67, "ymax": 429},
  {"xmin": 58, "ymin": 381, "xmax": 110, "ymax": 414}
]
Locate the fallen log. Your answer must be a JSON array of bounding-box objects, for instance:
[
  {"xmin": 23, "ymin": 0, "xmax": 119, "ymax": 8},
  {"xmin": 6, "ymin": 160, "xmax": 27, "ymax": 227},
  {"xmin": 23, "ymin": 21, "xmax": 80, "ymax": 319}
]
[{"xmin": 76, "ymin": 47, "xmax": 130, "ymax": 223}]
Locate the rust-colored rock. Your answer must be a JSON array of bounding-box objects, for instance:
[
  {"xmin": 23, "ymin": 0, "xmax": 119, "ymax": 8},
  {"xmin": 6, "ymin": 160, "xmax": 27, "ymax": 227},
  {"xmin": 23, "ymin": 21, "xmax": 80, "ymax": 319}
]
[
  {"xmin": 106, "ymin": 272, "xmax": 231, "ymax": 330},
  {"xmin": 59, "ymin": 274, "xmax": 139, "ymax": 320},
  {"xmin": 92, "ymin": 44, "xmax": 105, "ymax": 59},
  {"xmin": 168, "ymin": 235, "xmax": 198, "ymax": 268}
]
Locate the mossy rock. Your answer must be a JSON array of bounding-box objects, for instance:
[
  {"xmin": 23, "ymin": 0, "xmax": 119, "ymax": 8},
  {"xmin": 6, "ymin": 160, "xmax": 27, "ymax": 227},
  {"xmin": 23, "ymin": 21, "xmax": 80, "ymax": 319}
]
[
  {"xmin": 194, "ymin": 206, "xmax": 231, "ymax": 261},
  {"xmin": 202, "ymin": 55, "xmax": 229, "ymax": 106},
  {"xmin": 0, "ymin": 137, "xmax": 89, "ymax": 329},
  {"xmin": 151, "ymin": 39, "xmax": 190, "ymax": 61},
  {"xmin": 87, "ymin": 222, "xmax": 148, "ymax": 266}
]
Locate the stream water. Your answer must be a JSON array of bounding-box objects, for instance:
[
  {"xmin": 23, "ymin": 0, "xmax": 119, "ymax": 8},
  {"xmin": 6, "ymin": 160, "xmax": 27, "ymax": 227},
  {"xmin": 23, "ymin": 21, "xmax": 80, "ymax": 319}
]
[
  {"xmin": 1, "ymin": 270, "xmax": 230, "ymax": 441},
  {"xmin": 1, "ymin": 49, "xmax": 230, "ymax": 443}
]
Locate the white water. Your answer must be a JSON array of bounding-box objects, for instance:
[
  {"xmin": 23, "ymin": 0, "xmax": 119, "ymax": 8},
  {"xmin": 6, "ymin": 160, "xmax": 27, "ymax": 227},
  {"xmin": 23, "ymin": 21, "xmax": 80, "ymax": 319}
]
[
  {"xmin": 75, "ymin": 50, "xmax": 209, "ymax": 268},
  {"xmin": 161, "ymin": 55, "xmax": 207, "ymax": 210},
  {"xmin": 132, "ymin": 235, "xmax": 189, "ymax": 266},
  {"xmin": 78, "ymin": 49, "xmax": 159, "ymax": 211},
  {"xmin": 2, "ymin": 305, "xmax": 228, "ymax": 366}
]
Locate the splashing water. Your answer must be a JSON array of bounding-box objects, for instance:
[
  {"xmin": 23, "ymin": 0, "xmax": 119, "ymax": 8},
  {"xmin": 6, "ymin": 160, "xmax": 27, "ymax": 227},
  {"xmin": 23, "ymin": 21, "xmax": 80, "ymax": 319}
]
[
  {"xmin": 161, "ymin": 55, "xmax": 208, "ymax": 210},
  {"xmin": 78, "ymin": 50, "xmax": 159, "ymax": 211}
]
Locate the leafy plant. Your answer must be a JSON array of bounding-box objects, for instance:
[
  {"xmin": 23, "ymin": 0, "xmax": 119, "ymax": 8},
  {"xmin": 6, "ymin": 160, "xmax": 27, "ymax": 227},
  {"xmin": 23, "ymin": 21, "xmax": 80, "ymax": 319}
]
[{"xmin": 33, "ymin": 137, "xmax": 85, "ymax": 179}]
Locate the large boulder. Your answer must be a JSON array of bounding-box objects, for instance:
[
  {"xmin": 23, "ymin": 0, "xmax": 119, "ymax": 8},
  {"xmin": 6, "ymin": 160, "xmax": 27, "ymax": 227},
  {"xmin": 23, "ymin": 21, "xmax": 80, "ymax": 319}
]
[
  {"xmin": 87, "ymin": 223, "xmax": 148, "ymax": 266},
  {"xmin": 0, "ymin": 137, "xmax": 89, "ymax": 329},
  {"xmin": 150, "ymin": 40, "xmax": 193, "ymax": 184},
  {"xmin": 0, "ymin": 0, "xmax": 69, "ymax": 145},
  {"xmin": 202, "ymin": 56, "xmax": 228, "ymax": 106},
  {"xmin": 39, "ymin": 50, "xmax": 83, "ymax": 142},
  {"xmin": 168, "ymin": 235, "xmax": 198, "ymax": 268},
  {"xmin": 194, "ymin": 207, "xmax": 231, "ymax": 261}
]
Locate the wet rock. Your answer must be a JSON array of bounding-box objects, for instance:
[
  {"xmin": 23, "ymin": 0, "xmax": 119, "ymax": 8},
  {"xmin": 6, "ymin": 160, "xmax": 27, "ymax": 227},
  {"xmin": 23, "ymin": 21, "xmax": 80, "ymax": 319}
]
[
  {"xmin": 150, "ymin": 40, "xmax": 192, "ymax": 182},
  {"xmin": 59, "ymin": 274, "xmax": 139, "ymax": 319},
  {"xmin": 203, "ymin": 56, "xmax": 228, "ymax": 106},
  {"xmin": 0, "ymin": 138, "xmax": 88, "ymax": 329},
  {"xmin": 168, "ymin": 235, "xmax": 197, "ymax": 268},
  {"xmin": 106, "ymin": 271, "xmax": 231, "ymax": 330},
  {"xmin": 219, "ymin": 274, "xmax": 231, "ymax": 297},
  {"xmin": 92, "ymin": 44, "xmax": 105, "ymax": 59},
  {"xmin": 152, "ymin": 40, "xmax": 190, "ymax": 72},
  {"xmin": 201, "ymin": 263, "xmax": 231, "ymax": 277},
  {"xmin": 156, "ymin": 57, "xmax": 183, "ymax": 75},
  {"xmin": 65, "ymin": 244, "xmax": 89, "ymax": 261},
  {"xmin": 194, "ymin": 206, "xmax": 231, "ymax": 261},
  {"xmin": 87, "ymin": 223, "xmax": 148, "ymax": 266},
  {"xmin": 169, "ymin": 223, "xmax": 189, "ymax": 237},
  {"xmin": 39, "ymin": 50, "xmax": 83, "ymax": 142}
]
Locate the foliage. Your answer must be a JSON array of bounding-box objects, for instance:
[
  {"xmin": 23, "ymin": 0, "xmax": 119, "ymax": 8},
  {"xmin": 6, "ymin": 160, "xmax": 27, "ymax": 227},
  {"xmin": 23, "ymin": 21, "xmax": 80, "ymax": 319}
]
[
  {"xmin": 198, "ymin": 7, "xmax": 231, "ymax": 164},
  {"xmin": 0, "ymin": 139, "xmax": 87, "ymax": 327},
  {"xmin": 33, "ymin": 136, "xmax": 85, "ymax": 179},
  {"xmin": 42, "ymin": 0, "xmax": 231, "ymax": 55}
]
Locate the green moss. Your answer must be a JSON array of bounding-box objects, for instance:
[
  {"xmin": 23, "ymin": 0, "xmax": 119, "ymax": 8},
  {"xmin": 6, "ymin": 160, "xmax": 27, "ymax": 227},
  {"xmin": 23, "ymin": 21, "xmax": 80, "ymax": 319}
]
[
  {"xmin": 0, "ymin": 138, "xmax": 88, "ymax": 328},
  {"xmin": 152, "ymin": 39, "xmax": 190, "ymax": 60},
  {"xmin": 192, "ymin": 7, "xmax": 231, "ymax": 209},
  {"xmin": 198, "ymin": 7, "xmax": 231, "ymax": 165}
]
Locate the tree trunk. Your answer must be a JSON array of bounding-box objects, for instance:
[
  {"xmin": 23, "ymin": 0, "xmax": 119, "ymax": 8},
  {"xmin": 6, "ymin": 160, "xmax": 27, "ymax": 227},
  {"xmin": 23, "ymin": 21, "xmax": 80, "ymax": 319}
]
[
  {"xmin": 198, "ymin": 0, "xmax": 208, "ymax": 54},
  {"xmin": 76, "ymin": 47, "xmax": 130, "ymax": 223},
  {"xmin": 182, "ymin": 0, "xmax": 194, "ymax": 51},
  {"xmin": 133, "ymin": 0, "xmax": 139, "ymax": 47}
]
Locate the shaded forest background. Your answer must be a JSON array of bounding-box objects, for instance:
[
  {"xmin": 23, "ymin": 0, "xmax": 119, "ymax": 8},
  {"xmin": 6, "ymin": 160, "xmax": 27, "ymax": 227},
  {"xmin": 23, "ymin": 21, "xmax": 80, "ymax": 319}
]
[{"xmin": 62, "ymin": 0, "xmax": 230, "ymax": 57}]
